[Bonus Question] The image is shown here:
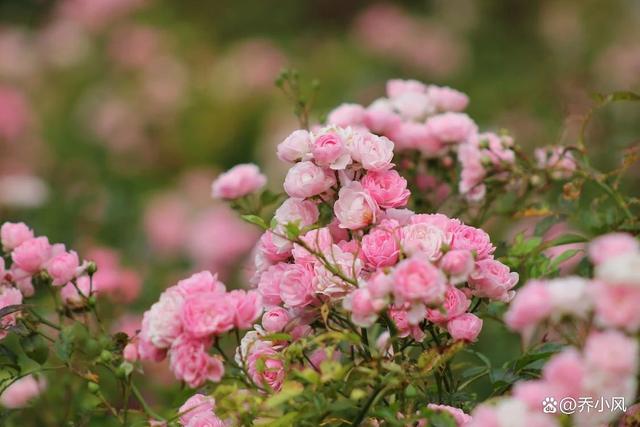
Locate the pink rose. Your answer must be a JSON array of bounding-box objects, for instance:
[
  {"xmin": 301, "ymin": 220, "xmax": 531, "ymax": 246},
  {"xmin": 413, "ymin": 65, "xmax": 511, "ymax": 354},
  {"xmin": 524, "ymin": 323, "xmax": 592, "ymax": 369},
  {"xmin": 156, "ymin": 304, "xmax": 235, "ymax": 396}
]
[
  {"xmin": 584, "ymin": 330, "xmax": 638, "ymax": 376},
  {"xmin": 279, "ymin": 263, "xmax": 316, "ymax": 308},
  {"xmin": 182, "ymin": 292, "xmax": 235, "ymax": 338},
  {"xmin": 392, "ymin": 256, "xmax": 446, "ymax": 306},
  {"xmin": 178, "ymin": 394, "xmax": 216, "ymax": 426},
  {"xmin": 211, "ymin": 163, "xmax": 266, "ymax": 199},
  {"xmin": 388, "ymin": 306, "xmax": 425, "ymax": 341},
  {"xmin": 139, "ymin": 287, "xmax": 184, "ymax": 348},
  {"xmin": 361, "ymin": 221, "xmax": 401, "ymax": 269},
  {"xmin": 458, "ymin": 143, "xmax": 486, "ymax": 201},
  {"xmin": 247, "ymin": 343, "xmax": 285, "ymax": 391},
  {"xmin": 1, "ymin": 221, "xmax": 34, "ymax": 251},
  {"xmin": 12, "ymin": 236, "xmax": 52, "ymax": 273},
  {"xmin": 123, "ymin": 343, "xmax": 138, "ymax": 362},
  {"xmin": 283, "ymin": 161, "xmax": 336, "ymax": 198},
  {"xmin": 46, "ymin": 250, "xmax": 80, "ymax": 286},
  {"xmin": 504, "ymin": 280, "xmax": 553, "ymax": 332},
  {"xmin": 60, "ymin": 276, "xmax": 92, "ymax": 308},
  {"xmin": 277, "ymin": 129, "xmax": 311, "ymax": 163},
  {"xmin": 0, "ymin": 375, "xmax": 45, "ymax": 408},
  {"xmin": 361, "ymin": 169, "xmax": 410, "ymax": 209},
  {"xmin": 184, "ymin": 413, "xmax": 225, "ymax": 427},
  {"xmin": 0, "ymin": 287, "xmax": 22, "ymax": 340},
  {"xmin": 137, "ymin": 336, "xmax": 167, "ymax": 362},
  {"xmin": 588, "ymin": 233, "xmax": 639, "ymax": 265},
  {"xmin": 386, "ymin": 79, "xmax": 427, "ymax": 97},
  {"xmin": 426, "ymin": 404, "xmax": 472, "ymax": 425},
  {"xmin": 176, "ymin": 271, "xmax": 227, "ymax": 298},
  {"xmin": 292, "ymin": 227, "xmax": 333, "ymax": 265},
  {"xmin": 262, "ymin": 307, "xmax": 290, "ymax": 332},
  {"xmin": 258, "ymin": 231, "xmax": 292, "ymax": 263},
  {"xmin": 364, "ymin": 99, "xmax": 401, "ymax": 134},
  {"xmin": 169, "ymin": 335, "xmax": 224, "ymax": 388},
  {"xmin": 447, "ymin": 313, "xmax": 483, "ymax": 342},
  {"xmin": 450, "ymin": 224, "xmax": 494, "ymax": 260},
  {"xmin": 343, "ymin": 288, "xmax": 381, "ymax": 327},
  {"xmin": 591, "ymin": 282, "xmax": 640, "ymax": 332},
  {"xmin": 388, "ymin": 122, "xmax": 443, "ymax": 155},
  {"xmin": 327, "ymin": 103, "xmax": 366, "ymax": 128},
  {"xmin": 390, "ymin": 90, "xmax": 434, "ymax": 120},
  {"xmin": 401, "ymin": 223, "xmax": 445, "ymax": 261},
  {"xmin": 439, "ymin": 249, "xmax": 474, "ymax": 284},
  {"xmin": 426, "ymin": 85, "xmax": 469, "ymax": 112},
  {"xmin": 227, "ymin": 290, "xmax": 263, "ymax": 329},
  {"xmin": 312, "ymin": 131, "xmax": 351, "ymax": 169},
  {"xmin": 334, "ymin": 182, "xmax": 378, "ymax": 230},
  {"xmin": 274, "ymin": 198, "xmax": 319, "ymax": 227},
  {"xmin": 512, "ymin": 380, "xmax": 564, "ymax": 411},
  {"xmin": 425, "ymin": 113, "xmax": 477, "ymax": 144},
  {"xmin": 542, "ymin": 349, "xmax": 585, "ymax": 399},
  {"xmin": 469, "ymin": 259, "xmax": 518, "ymax": 302},
  {"xmin": 426, "ymin": 287, "xmax": 470, "ymax": 324},
  {"xmin": 349, "ymin": 133, "xmax": 394, "ymax": 171},
  {"xmin": 314, "ymin": 244, "xmax": 362, "ymax": 297}
]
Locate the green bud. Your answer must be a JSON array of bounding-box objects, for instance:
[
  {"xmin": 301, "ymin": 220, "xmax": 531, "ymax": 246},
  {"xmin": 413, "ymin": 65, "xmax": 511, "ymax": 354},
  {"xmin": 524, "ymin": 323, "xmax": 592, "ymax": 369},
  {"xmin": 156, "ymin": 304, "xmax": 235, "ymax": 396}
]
[
  {"xmin": 86, "ymin": 261, "xmax": 98, "ymax": 276},
  {"xmin": 87, "ymin": 382, "xmax": 100, "ymax": 393},
  {"xmin": 99, "ymin": 350, "xmax": 113, "ymax": 363}
]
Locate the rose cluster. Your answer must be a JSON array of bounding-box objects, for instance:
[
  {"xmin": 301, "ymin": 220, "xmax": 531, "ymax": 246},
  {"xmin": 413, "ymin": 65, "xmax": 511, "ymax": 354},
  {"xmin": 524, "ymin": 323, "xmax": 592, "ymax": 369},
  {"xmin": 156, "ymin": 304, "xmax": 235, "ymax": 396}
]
[{"xmin": 134, "ymin": 271, "xmax": 262, "ymax": 388}]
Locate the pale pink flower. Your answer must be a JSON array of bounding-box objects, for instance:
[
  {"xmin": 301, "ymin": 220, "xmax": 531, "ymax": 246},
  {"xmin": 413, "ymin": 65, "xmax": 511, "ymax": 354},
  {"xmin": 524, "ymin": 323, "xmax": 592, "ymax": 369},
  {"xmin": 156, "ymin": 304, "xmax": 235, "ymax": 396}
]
[
  {"xmin": 426, "ymin": 287, "xmax": 470, "ymax": 324},
  {"xmin": 584, "ymin": 330, "xmax": 638, "ymax": 376},
  {"xmin": 181, "ymin": 292, "xmax": 235, "ymax": 338},
  {"xmin": 277, "ymin": 129, "xmax": 312, "ymax": 163},
  {"xmin": 137, "ymin": 336, "xmax": 167, "ymax": 362},
  {"xmin": 364, "ymin": 99, "xmax": 401, "ymax": 134},
  {"xmin": 279, "ymin": 263, "xmax": 316, "ymax": 308},
  {"xmin": 388, "ymin": 306, "xmax": 425, "ymax": 341},
  {"xmin": 361, "ymin": 221, "xmax": 401, "ymax": 269},
  {"xmin": 139, "ymin": 287, "xmax": 184, "ymax": 348},
  {"xmin": 327, "ymin": 103, "xmax": 366, "ymax": 128},
  {"xmin": 390, "ymin": 90, "xmax": 434, "ymax": 120},
  {"xmin": 439, "ymin": 249, "xmax": 475, "ymax": 284},
  {"xmin": 458, "ymin": 143, "xmax": 486, "ymax": 201},
  {"xmin": 169, "ymin": 335, "xmax": 224, "ymax": 388},
  {"xmin": 426, "ymin": 404, "xmax": 472, "ymax": 425},
  {"xmin": 262, "ymin": 307, "xmax": 290, "ymax": 332},
  {"xmin": 176, "ymin": 271, "xmax": 226, "ymax": 298},
  {"xmin": 334, "ymin": 181, "xmax": 378, "ymax": 230},
  {"xmin": 401, "ymin": 222, "xmax": 447, "ymax": 261},
  {"xmin": 123, "ymin": 343, "xmax": 138, "ymax": 362},
  {"xmin": 595, "ymin": 251, "xmax": 640, "ymax": 286},
  {"xmin": 179, "ymin": 394, "xmax": 216, "ymax": 426},
  {"xmin": 426, "ymin": 113, "xmax": 477, "ymax": 144},
  {"xmin": 1, "ymin": 222, "xmax": 34, "ymax": 251},
  {"xmin": 447, "ymin": 313, "xmax": 482, "ymax": 342},
  {"xmin": 546, "ymin": 277, "xmax": 591, "ymax": 320},
  {"xmin": 47, "ymin": 250, "xmax": 80, "ymax": 286},
  {"xmin": 591, "ymin": 281, "xmax": 640, "ymax": 332},
  {"xmin": 247, "ymin": 343, "xmax": 285, "ymax": 391},
  {"xmin": 388, "ymin": 121, "xmax": 443, "ymax": 155},
  {"xmin": 11, "ymin": 236, "xmax": 52, "ymax": 274},
  {"xmin": 504, "ymin": 280, "xmax": 552, "ymax": 332},
  {"xmin": 392, "ymin": 256, "xmax": 446, "ymax": 306},
  {"xmin": 211, "ymin": 163, "xmax": 266, "ymax": 200},
  {"xmin": 542, "ymin": 348, "xmax": 585, "ymax": 399},
  {"xmin": 257, "ymin": 263, "xmax": 288, "ymax": 307},
  {"xmin": 184, "ymin": 413, "xmax": 225, "ymax": 427},
  {"xmin": 386, "ymin": 79, "xmax": 427, "ymax": 97},
  {"xmin": 258, "ymin": 231, "xmax": 292, "ymax": 263},
  {"xmin": 227, "ymin": 290, "xmax": 263, "ymax": 329},
  {"xmin": 283, "ymin": 161, "xmax": 336, "ymax": 198},
  {"xmin": 60, "ymin": 276, "xmax": 92, "ymax": 308},
  {"xmin": 0, "ymin": 86, "xmax": 31, "ymax": 141},
  {"xmin": 343, "ymin": 287, "xmax": 380, "ymax": 327},
  {"xmin": 349, "ymin": 133, "xmax": 394, "ymax": 171},
  {"xmin": 292, "ymin": 227, "xmax": 333, "ymax": 265},
  {"xmin": 311, "ymin": 131, "xmax": 351, "ymax": 169},
  {"xmin": 274, "ymin": 198, "xmax": 319, "ymax": 228},
  {"xmin": 0, "ymin": 375, "xmax": 45, "ymax": 408},
  {"xmin": 450, "ymin": 224, "xmax": 495, "ymax": 260},
  {"xmin": 314, "ymin": 244, "xmax": 362, "ymax": 297},
  {"xmin": 361, "ymin": 169, "xmax": 410, "ymax": 208},
  {"xmin": 0, "ymin": 287, "xmax": 22, "ymax": 340},
  {"xmin": 469, "ymin": 259, "xmax": 518, "ymax": 302},
  {"xmin": 588, "ymin": 233, "xmax": 639, "ymax": 265},
  {"xmin": 426, "ymin": 85, "xmax": 469, "ymax": 113}
]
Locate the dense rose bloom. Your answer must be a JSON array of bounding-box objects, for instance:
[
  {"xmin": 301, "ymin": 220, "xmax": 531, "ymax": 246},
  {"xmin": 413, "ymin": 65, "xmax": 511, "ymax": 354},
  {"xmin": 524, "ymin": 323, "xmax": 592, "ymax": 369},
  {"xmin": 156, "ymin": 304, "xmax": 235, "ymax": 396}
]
[
  {"xmin": 447, "ymin": 313, "xmax": 483, "ymax": 342},
  {"xmin": 311, "ymin": 131, "xmax": 351, "ymax": 169},
  {"xmin": 315, "ymin": 244, "xmax": 362, "ymax": 297},
  {"xmin": 426, "ymin": 404, "xmax": 472, "ymax": 425},
  {"xmin": 392, "ymin": 256, "xmax": 446, "ymax": 306},
  {"xmin": 277, "ymin": 129, "xmax": 311, "ymax": 163},
  {"xmin": 11, "ymin": 236, "xmax": 52, "ymax": 273},
  {"xmin": 279, "ymin": 263, "xmax": 316, "ymax": 308},
  {"xmin": 283, "ymin": 161, "xmax": 336, "ymax": 198},
  {"xmin": 176, "ymin": 271, "xmax": 226, "ymax": 297},
  {"xmin": 0, "ymin": 375, "xmax": 45, "ymax": 408},
  {"xmin": 274, "ymin": 198, "xmax": 319, "ymax": 227},
  {"xmin": 227, "ymin": 290, "xmax": 263, "ymax": 329},
  {"xmin": 257, "ymin": 263, "xmax": 288, "ymax": 307},
  {"xmin": 440, "ymin": 249, "xmax": 475, "ymax": 284},
  {"xmin": 364, "ymin": 99, "xmax": 401, "ymax": 134},
  {"xmin": 595, "ymin": 252, "xmax": 640, "ymax": 286},
  {"xmin": 450, "ymin": 224, "xmax": 494, "ymax": 260},
  {"xmin": 584, "ymin": 330, "xmax": 638, "ymax": 376},
  {"xmin": 349, "ymin": 133, "xmax": 394, "ymax": 171},
  {"xmin": 334, "ymin": 182, "xmax": 378, "ymax": 230},
  {"xmin": 179, "ymin": 394, "xmax": 216, "ymax": 426},
  {"xmin": 401, "ymin": 222, "xmax": 445, "ymax": 261},
  {"xmin": 426, "ymin": 113, "xmax": 477, "ymax": 144},
  {"xmin": 262, "ymin": 307, "xmax": 290, "ymax": 332},
  {"xmin": 258, "ymin": 231, "xmax": 292, "ymax": 263},
  {"xmin": 1, "ymin": 222, "xmax": 34, "ymax": 251},
  {"xmin": 141, "ymin": 287, "xmax": 184, "ymax": 348},
  {"xmin": 427, "ymin": 287, "xmax": 470, "ymax": 324},
  {"xmin": 343, "ymin": 287, "xmax": 381, "ymax": 327},
  {"xmin": 361, "ymin": 221, "xmax": 401, "ymax": 269},
  {"xmin": 169, "ymin": 335, "xmax": 224, "ymax": 388},
  {"xmin": 468, "ymin": 259, "xmax": 518, "ymax": 302},
  {"xmin": 247, "ymin": 343, "xmax": 285, "ymax": 391},
  {"xmin": 60, "ymin": 276, "xmax": 92, "ymax": 308},
  {"xmin": 588, "ymin": 233, "xmax": 639, "ymax": 265},
  {"xmin": 47, "ymin": 250, "xmax": 80, "ymax": 286},
  {"xmin": 426, "ymin": 85, "xmax": 469, "ymax": 112},
  {"xmin": 389, "ymin": 306, "xmax": 425, "ymax": 341},
  {"xmin": 361, "ymin": 169, "xmax": 410, "ymax": 208},
  {"xmin": 0, "ymin": 287, "xmax": 22, "ymax": 340},
  {"xmin": 211, "ymin": 163, "xmax": 266, "ymax": 200},
  {"xmin": 292, "ymin": 227, "xmax": 333, "ymax": 265},
  {"xmin": 591, "ymin": 281, "xmax": 640, "ymax": 332},
  {"xmin": 504, "ymin": 280, "xmax": 552, "ymax": 332},
  {"xmin": 327, "ymin": 103, "xmax": 366, "ymax": 128},
  {"xmin": 181, "ymin": 292, "xmax": 235, "ymax": 338}
]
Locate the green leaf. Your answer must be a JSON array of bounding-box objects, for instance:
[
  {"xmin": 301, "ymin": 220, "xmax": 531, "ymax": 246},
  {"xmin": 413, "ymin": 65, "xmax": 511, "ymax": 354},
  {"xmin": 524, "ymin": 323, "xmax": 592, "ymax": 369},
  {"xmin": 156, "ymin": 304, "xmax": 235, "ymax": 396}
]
[
  {"xmin": 261, "ymin": 333, "xmax": 292, "ymax": 342},
  {"xmin": 241, "ymin": 214, "xmax": 268, "ymax": 229},
  {"xmin": 20, "ymin": 334, "xmax": 49, "ymax": 365},
  {"xmin": 264, "ymin": 381, "xmax": 304, "ymax": 409},
  {"xmin": 549, "ymin": 249, "xmax": 582, "ymax": 271},
  {"xmin": 0, "ymin": 344, "xmax": 19, "ymax": 368},
  {"xmin": 263, "ymin": 411, "xmax": 299, "ymax": 427},
  {"xmin": 284, "ymin": 222, "xmax": 301, "ymax": 240}
]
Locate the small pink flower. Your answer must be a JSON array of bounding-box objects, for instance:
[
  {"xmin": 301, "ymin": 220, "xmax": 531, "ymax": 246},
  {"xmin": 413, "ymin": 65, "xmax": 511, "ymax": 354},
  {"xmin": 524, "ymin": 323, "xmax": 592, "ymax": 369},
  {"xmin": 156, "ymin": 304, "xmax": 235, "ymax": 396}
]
[
  {"xmin": 311, "ymin": 131, "xmax": 351, "ymax": 169},
  {"xmin": 361, "ymin": 169, "xmax": 410, "ymax": 209},
  {"xmin": 542, "ymin": 349, "xmax": 584, "ymax": 399},
  {"xmin": 469, "ymin": 259, "xmax": 518, "ymax": 302},
  {"xmin": 292, "ymin": 227, "xmax": 333, "ymax": 265},
  {"xmin": 0, "ymin": 375, "xmax": 45, "ymax": 408},
  {"xmin": 334, "ymin": 182, "xmax": 378, "ymax": 230},
  {"xmin": 47, "ymin": 250, "xmax": 80, "ymax": 286},
  {"xmin": 327, "ymin": 103, "xmax": 366, "ymax": 128},
  {"xmin": 283, "ymin": 161, "xmax": 336, "ymax": 198},
  {"xmin": 258, "ymin": 231, "xmax": 292, "ymax": 263},
  {"xmin": 60, "ymin": 276, "xmax": 92, "ymax": 308},
  {"xmin": 169, "ymin": 335, "xmax": 224, "ymax": 388},
  {"xmin": 591, "ymin": 281, "xmax": 640, "ymax": 332},
  {"xmin": 364, "ymin": 99, "xmax": 401, "ymax": 134},
  {"xmin": 1, "ymin": 221, "xmax": 34, "ymax": 251},
  {"xmin": 211, "ymin": 163, "xmax": 266, "ymax": 200},
  {"xmin": 262, "ymin": 307, "xmax": 290, "ymax": 332},
  {"xmin": 535, "ymin": 146, "xmax": 576, "ymax": 179},
  {"xmin": 401, "ymin": 223, "xmax": 446, "ymax": 261},
  {"xmin": 361, "ymin": 221, "xmax": 401, "ymax": 269},
  {"xmin": 178, "ymin": 394, "xmax": 216, "ymax": 426},
  {"xmin": 450, "ymin": 224, "xmax": 495, "ymax": 260},
  {"xmin": 386, "ymin": 79, "xmax": 427, "ymax": 97},
  {"xmin": 426, "ymin": 85, "xmax": 469, "ymax": 112},
  {"xmin": 123, "ymin": 343, "xmax": 139, "ymax": 362},
  {"xmin": 388, "ymin": 121, "xmax": 443, "ymax": 155},
  {"xmin": 274, "ymin": 198, "xmax": 319, "ymax": 228},
  {"xmin": 390, "ymin": 90, "xmax": 434, "ymax": 120},
  {"xmin": 140, "ymin": 287, "xmax": 184, "ymax": 348},
  {"xmin": 388, "ymin": 306, "xmax": 425, "ymax": 341},
  {"xmin": 12, "ymin": 236, "xmax": 52, "ymax": 273},
  {"xmin": 137, "ymin": 336, "xmax": 167, "ymax": 362},
  {"xmin": 184, "ymin": 413, "xmax": 225, "ymax": 427},
  {"xmin": 588, "ymin": 233, "xmax": 639, "ymax": 265},
  {"xmin": 426, "ymin": 404, "xmax": 472, "ymax": 425},
  {"xmin": 181, "ymin": 292, "xmax": 235, "ymax": 338},
  {"xmin": 426, "ymin": 287, "xmax": 470, "ymax": 324},
  {"xmin": 257, "ymin": 263, "xmax": 287, "ymax": 307},
  {"xmin": 392, "ymin": 256, "xmax": 446, "ymax": 306},
  {"xmin": 504, "ymin": 280, "xmax": 552, "ymax": 332},
  {"xmin": 228, "ymin": 290, "xmax": 263, "ymax": 329},
  {"xmin": 447, "ymin": 313, "xmax": 483, "ymax": 342},
  {"xmin": 0, "ymin": 287, "xmax": 22, "ymax": 340},
  {"xmin": 349, "ymin": 133, "xmax": 394, "ymax": 171},
  {"xmin": 247, "ymin": 343, "xmax": 285, "ymax": 392},
  {"xmin": 425, "ymin": 112, "xmax": 477, "ymax": 144},
  {"xmin": 584, "ymin": 330, "xmax": 638, "ymax": 376},
  {"xmin": 439, "ymin": 249, "xmax": 475, "ymax": 284},
  {"xmin": 343, "ymin": 287, "xmax": 380, "ymax": 327},
  {"xmin": 277, "ymin": 129, "xmax": 312, "ymax": 163},
  {"xmin": 176, "ymin": 271, "xmax": 226, "ymax": 298},
  {"xmin": 279, "ymin": 263, "xmax": 316, "ymax": 308}
]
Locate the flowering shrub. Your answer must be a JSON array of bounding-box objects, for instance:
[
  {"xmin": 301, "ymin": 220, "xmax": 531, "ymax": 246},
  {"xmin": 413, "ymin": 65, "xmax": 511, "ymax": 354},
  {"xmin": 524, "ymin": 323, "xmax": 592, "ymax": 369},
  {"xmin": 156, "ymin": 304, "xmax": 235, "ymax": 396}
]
[{"xmin": 1, "ymin": 78, "xmax": 639, "ymax": 426}]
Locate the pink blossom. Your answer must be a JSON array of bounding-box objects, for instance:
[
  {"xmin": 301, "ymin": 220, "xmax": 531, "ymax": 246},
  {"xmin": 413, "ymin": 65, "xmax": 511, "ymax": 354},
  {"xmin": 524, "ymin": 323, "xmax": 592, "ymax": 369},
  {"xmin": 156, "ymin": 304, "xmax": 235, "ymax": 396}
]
[
  {"xmin": 450, "ymin": 224, "xmax": 495, "ymax": 260},
  {"xmin": 390, "ymin": 90, "xmax": 434, "ymax": 120},
  {"xmin": 426, "ymin": 113, "xmax": 477, "ymax": 144},
  {"xmin": 386, "ymin": 79, "xmax": 427, "ymax": 97},
  {"xmin": 0, "ymin": 86, "xmax": 31, "ymax": 141},
  {"xmin": 247, "ymin": 344, "xmax": 285, "ymax": 391},
  {"xmin": 227, "ymin": 290, "xmax": 263, "ymax": 329},
  {"xmin": 458, "ymin": 143, "xmax": 486, "ymax": 201},
  {"xmin": 46, "ymin": 250, "xmax": 80, "ymax": 286},
  {"xmin": 504, "ymin": 280, "xmax": 552, "ymax": 332},
  {"xmin": 364, "ymin": 99, "xmax": 401, "ymax": 134},
  {"xmin": 588, "ymin": 233, "xmax": 639, "ymax": 265},
  {"xmin": 334, "ymin": 182, "xmax": 378, "ymax": 230},
  {"xmin": 534, "ymin": 146, "xmax": 576, "ymax": 179},
  {"xmin": 584, "ymin": 330, "xmax": 638, "ymax": 376},
  {"xmin": 184, "ymin": 413, "xmax": 225, "ymax": 427},
  {"xmin": 123, "ymin": 343, "xmax": 138, "ymax": 362},
  {"xmin": 60, "ymin": 276, "xmax": 92, "ymax": 308},
  {"xmin": 401, "ymin": 222, "xmax": 446, "ymax": 261},
  {"xmin": 262, "ymin": 308, "xmax": 290, "ymax": 332},
  {"xmin": 257, "ymin": 263, "xmax": 287, "ymax": 307},
  {"xmin": 361, "ymin": 221, "xmax": 401, "ymax": 269},
  {"xmin": 447, "ymin": 313, "xmax": 483, "ymax": 342},
  {"xmin": 426, "ymin": 404, "xmax": 472, "ymax": 425},
  {"xmin": 211, "ymin": 163, "xmax": 266, "ymax": 200},
  {"xmin": 426, "ymin": 85, "xmax": 469, "ymax": 112},
  {"xmin": 169, "ymin": 335, "xmax": 224, "ymax": 388},
  {"xmin": 0, "ymin": 375, "xmax": 45, "ymax": 408},
  {"xmin": 312, "ymin": 131, "xmax": 351, "ymax": 169},
  {"xmin": 439, "ymin": 249, "xmax": 475, "ymax": 284},
  {"xmin": 349, "ymin": 133, "xmax": 394, "ymax": 171},
  {"xmin": 140, "ymin": 287, "xmax": 184, "ymax": 348},
  {"xmin": 277, "ymin": 129, "xmax": 312, "ymax": 163},
  {"xmin": 176, "ymin": 271, "xmax": 226, "ymax": 298},
  {"xmin": 181, "ymin": 292, "xmax": 235, "ymax": 338},
  {"xmin": 343, "ymin": 288, "xmax": 380, "ymax": 327},
  {"xmin": 274, "ymin": 198, "xmax": 319, "ymax": 228},
  {"xmin": 12, "ymin": 236, "xmax": 52, "ymax": 273},
  {"xmin": 1, "ymin": 222, "xmax": 34, "ymax": 251},
  {"xmin": 314, "ymin": 244, "xmax": 362, "ymax": 297},
  {"xmin": 258, "ymin": 231, "xmax": 292, "ymax": 263},
  {"xmin": 327, "ymin": 103, "xmax": 366, "ymax": 128},
  {"xmin": 512, "ymin": 380, "xmax": 564, "ymax": 412},
  {"xmin": 283, "ymin": 161, "xmax": 336, "ymax": 198},
  {"xmin": 0, "ymin": 287, "xmax": 22, "ymax": 340},
  {"xmin": 388, "ymin": 306, "xmax": 425, "ymax": 341},
  {"xmin": 137, "ymin": 336, "xmax": 167, "ymax": 362},
  {"xmin": 178, "ymin": 394, "xmax": 216, "ymax": 426},
  {"xmin": 291, "ymin": 227, "xmax": 333, "ymax": 265},
  {"xmin": 392, "ymin": 256, "xmax": 446, "ymax": 306},
  {"xmin": 361, "ymin": 169, "xmax": 410, "ymax": 209},
  {"xmin": 595, "ymin": 252, "xmax": 640, "ymax": 286},
  {"xmin": 542, "ymin": 349, "xmax": 584, "ymax": 399},
  {"xmin": 469, "ymin": 259, "xmax": 518, "ymax": 302},
  {"xmin": 279, "ymin": 263, "xmax": 316, "ymax": 308},
  {"xmin": 591, "ymin": 281, "xmax": 640, "ymax": 332},
  {"xmin": 388, "ymin": 121, "xmax": 443, "ymax": 155},
  {"xmin": 426, "ymin": 287, "xmax": 470, "ymax": 324}
]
